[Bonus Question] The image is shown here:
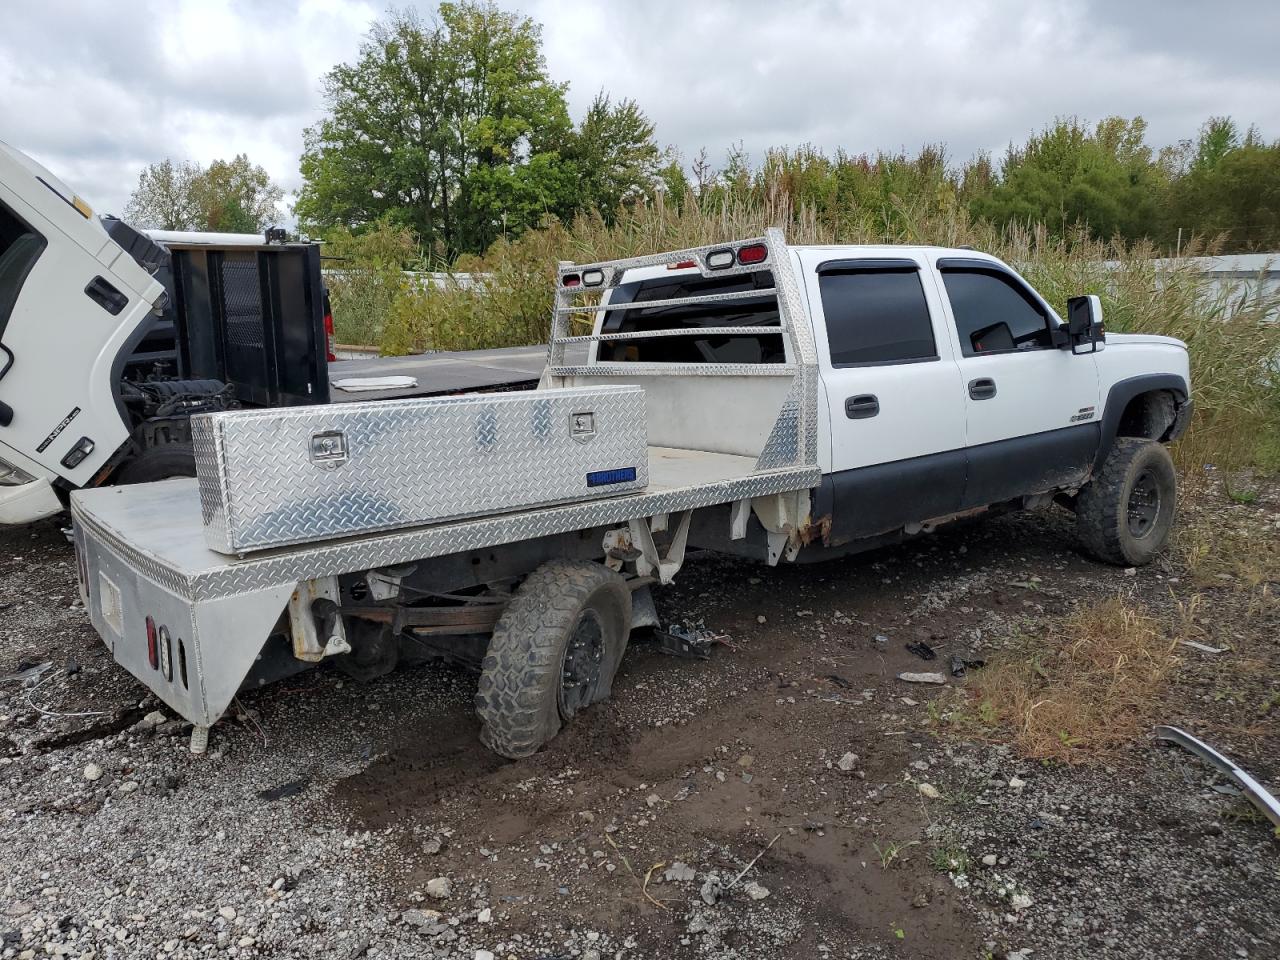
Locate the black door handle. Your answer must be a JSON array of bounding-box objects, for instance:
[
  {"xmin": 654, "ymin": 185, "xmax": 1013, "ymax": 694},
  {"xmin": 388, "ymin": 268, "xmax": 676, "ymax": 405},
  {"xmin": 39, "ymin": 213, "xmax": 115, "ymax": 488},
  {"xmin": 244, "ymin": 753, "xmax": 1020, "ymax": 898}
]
[
  {"xmin": 85, "ymin": 276, "xmax": 129, "ymax": 316},
  {"xmin": 968, "ymin": 378, "xmax": 997, "ymax": 400},
  {"xmin": 845, "ymin": 394, "xmax": 879, "ymax": 419}
]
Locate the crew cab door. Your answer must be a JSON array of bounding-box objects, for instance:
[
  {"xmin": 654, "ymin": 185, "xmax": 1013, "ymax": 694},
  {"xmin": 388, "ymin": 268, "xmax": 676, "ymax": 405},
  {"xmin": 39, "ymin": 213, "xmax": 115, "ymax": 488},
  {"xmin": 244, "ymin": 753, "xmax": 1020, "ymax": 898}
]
[
  {"xmin": 930, "ymin": 258, "xmax": 1100, "ymax": 507},
  {"xmin": 798, "ymin": 251, "xmax": 967, "ymax": 543}
]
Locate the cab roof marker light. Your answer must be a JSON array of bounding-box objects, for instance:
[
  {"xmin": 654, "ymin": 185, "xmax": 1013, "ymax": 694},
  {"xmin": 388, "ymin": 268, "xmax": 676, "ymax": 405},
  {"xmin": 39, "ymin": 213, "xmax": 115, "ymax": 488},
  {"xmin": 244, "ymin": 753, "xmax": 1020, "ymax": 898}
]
[
  {"xmin": 706, "ymin": 249, "xmax": 734, "ymax": 270},
  {"xmin": 581, "ymin": 269, "xmax": 605, "ymax": 287},
  {"xmin": 736, "ymin": 244, "xmax": 768, "ymax": 265}
]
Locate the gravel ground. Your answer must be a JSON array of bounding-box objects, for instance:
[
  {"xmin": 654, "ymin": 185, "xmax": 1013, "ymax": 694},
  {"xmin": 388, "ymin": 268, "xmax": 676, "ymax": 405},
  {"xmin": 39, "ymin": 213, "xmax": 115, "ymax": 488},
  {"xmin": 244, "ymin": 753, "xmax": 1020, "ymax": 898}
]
[{"xmin": 0, "ymin": 481, "xmax": 1276, "ymax": 960}]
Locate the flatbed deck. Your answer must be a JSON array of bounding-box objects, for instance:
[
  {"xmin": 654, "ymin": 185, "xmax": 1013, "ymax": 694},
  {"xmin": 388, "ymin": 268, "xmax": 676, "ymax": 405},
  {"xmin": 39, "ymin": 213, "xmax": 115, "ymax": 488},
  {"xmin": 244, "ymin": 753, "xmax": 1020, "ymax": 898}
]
[
  {"xmin": 326, "ymin": 345, "xmax": 555, "ymax": 401},
  {"xmin": 72, "ymin": 448, "xmax": 819, "ymax": 603}
]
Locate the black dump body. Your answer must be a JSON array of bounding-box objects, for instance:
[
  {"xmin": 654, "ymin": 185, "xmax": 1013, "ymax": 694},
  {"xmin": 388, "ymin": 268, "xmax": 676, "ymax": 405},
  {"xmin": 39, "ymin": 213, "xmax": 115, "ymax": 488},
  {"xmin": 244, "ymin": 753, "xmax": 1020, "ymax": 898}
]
[
  {"xmin": 104, "ymin": 217, "xmax": 329, "ymax": 409},
  {"xmin": 162, "ymin": 242, "xmax": 329, "ymax": 407}
]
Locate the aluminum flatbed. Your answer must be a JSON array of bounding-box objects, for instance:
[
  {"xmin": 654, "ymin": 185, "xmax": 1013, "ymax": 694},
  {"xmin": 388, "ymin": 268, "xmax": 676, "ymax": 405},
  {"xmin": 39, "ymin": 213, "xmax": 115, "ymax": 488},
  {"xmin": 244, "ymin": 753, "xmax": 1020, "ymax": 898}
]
[
  {"xmin": 73, "ymin": 448, "xmax": 819, "ymax": 603},
  {"xmin": 72, "ymin": 231, "xmax": 826, "ymax": 756}
]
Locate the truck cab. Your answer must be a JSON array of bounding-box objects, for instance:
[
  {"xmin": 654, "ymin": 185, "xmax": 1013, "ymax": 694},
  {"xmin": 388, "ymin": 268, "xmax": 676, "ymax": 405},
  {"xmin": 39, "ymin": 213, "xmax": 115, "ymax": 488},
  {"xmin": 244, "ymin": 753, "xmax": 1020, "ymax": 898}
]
[
  {"xmin": 0, "ymin": 142, "xmax": 168, "ymax": 522},
  {"xmin": 563, "ymin": 241, "xmax": 1191, "ymax": 563}
]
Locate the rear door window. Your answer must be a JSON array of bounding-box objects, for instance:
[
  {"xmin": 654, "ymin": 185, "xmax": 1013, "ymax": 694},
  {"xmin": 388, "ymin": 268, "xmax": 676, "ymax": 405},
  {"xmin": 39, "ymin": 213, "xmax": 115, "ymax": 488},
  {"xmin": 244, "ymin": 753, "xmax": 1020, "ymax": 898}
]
[
  {"xmin": 598, "ymin": 270, "xmax": 783, "ymax": 364},
  {"xmin": 817, "ymin": 264, "xmax": 937, "ymax": 366},
  {"xmin": 941, "ymin": 268, "xmax": 1053, "ymax": 356},
  {"xmin": 0, "ymin": 202, "xmax": 47, "ymax": 339}
]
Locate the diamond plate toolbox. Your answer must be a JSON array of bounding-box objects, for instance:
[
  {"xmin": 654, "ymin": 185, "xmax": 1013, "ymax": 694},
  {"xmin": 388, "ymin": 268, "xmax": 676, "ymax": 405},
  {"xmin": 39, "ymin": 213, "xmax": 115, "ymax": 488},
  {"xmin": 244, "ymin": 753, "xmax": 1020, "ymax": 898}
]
[{"xmin": 192, "ymin": 385, "xmax": 648, "ymax": 554}]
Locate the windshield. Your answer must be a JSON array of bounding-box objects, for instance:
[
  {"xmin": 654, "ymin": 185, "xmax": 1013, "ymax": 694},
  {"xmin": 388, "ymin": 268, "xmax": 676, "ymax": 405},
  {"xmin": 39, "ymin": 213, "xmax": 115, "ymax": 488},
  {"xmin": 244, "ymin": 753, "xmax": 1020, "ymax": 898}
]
[
  {"xmin": 599, "ymin": 269, "xmax": 783, "ymax": 364},
  {"xmin": 0, "ymin": 201, "xmax": 46, "ymax": 340}
]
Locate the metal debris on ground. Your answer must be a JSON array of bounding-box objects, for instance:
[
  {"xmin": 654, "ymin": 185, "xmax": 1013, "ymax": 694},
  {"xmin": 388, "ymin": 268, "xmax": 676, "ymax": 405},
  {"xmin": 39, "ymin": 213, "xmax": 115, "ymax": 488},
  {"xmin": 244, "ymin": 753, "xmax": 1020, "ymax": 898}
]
[
  {"xmin": 1155, "ymin": 725, "xmax": 1280, "ymax": 831},
  {"xmin": 905, "ymin": 641, "xmax": 937, "ymax": 661},
  {"xmin": 1178, "ymin": 640, "xmax": 1228, "ymax": 654},
  {"xmin": 726, "ymin": 833, "xmax": 782, "ymax": 890},
  {"xmin": 897, "ymin": 671, "xmax": 947, "ymax": 685},
  {"xmin": 258, "ymin": 779, "xmax": 310, "ymax": 802},
  {"xmin": 656, "ymin": 620, "xmax": 730, "ymax": 660},
  {"xmin": 2, "ymin": 661, "xmax": 53, "ymax": 686},
  {"xmin": 949, "ymin": 654, "xmax": 986, "ymax": 678}
]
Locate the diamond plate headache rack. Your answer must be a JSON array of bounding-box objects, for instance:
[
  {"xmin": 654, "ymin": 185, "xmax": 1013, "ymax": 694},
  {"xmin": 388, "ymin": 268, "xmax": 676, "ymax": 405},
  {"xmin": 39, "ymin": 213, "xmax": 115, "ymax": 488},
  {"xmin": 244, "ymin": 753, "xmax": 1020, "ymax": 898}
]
[{"xmin": 548, "ymin": 227, "xmax": 819, "ymax": 472}]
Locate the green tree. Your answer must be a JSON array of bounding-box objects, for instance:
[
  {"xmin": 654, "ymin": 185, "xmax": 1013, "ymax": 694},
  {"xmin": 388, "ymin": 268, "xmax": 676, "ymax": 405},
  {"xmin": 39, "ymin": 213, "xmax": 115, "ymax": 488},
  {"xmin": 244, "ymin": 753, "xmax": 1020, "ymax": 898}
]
[
  {"xmin": 124, "ymin": 155, "xmax": 283, "ymax": 232},
  {"xmin": 297, "ymin": 3, "xmax": 574, "ymax": 255},
  {"xmin": 123, "ymin": 158, "xmax": 203, "ymax": 230},
  {"xmin": 972, "ymin": 117, "xmax": 1161, "ymax": 242},
  {"xmin": 563, "ymin": 92, "xmax": 662, "ymax": 220},
  {"xmin": 197, "ymin": 155, "xmax": 285, "ymax": 232},
  {"xmin": 1164, "ymin": 119, "xmax": 1280, "ymax": 251}
]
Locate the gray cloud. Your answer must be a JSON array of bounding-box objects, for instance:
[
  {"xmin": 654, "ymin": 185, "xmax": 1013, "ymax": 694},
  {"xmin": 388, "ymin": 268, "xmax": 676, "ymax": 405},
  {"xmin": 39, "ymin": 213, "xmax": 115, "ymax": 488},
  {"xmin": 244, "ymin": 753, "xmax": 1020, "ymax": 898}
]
[{"xmin": 3, "ymin": 0, "xmax": 1277, "ymax": 222}]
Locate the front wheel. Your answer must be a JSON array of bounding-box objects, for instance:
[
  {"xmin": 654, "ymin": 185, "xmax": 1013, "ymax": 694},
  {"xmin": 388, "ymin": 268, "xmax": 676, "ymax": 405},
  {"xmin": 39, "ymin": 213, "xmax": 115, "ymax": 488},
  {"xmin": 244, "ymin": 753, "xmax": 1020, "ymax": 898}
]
[
  {"xmin": 1076, "ymin": 438, "xmax": 1177, "ymax": 566},
  {"xmin": 475, "ymin": 560, "xmax": 631, "ymax": 759}
]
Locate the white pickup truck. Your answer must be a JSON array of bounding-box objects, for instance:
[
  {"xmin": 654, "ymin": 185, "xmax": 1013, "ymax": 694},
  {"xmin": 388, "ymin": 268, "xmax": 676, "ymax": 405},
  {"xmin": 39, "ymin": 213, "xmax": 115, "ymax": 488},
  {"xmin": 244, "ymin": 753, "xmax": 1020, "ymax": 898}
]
[{"xmin": 71, "ymin": 230, "xmax": 1191, "ymax": 757}]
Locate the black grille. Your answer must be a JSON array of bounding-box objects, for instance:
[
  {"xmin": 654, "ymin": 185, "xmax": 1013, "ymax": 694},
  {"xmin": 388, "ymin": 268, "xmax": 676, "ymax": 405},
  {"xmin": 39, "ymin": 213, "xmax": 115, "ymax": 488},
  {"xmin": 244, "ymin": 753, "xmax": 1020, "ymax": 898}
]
[{"xmin": 219, "ymin": 255, "xmax": 264, "ymax": 349}]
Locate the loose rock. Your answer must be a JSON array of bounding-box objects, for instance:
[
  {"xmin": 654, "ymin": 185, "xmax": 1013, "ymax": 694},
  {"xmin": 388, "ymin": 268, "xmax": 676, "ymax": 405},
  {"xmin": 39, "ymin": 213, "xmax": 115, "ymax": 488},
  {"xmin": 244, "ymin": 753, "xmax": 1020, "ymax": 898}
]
[
  {"xmin": 664, "ymin": 862, "xmax": 696, "ymax": 883},
  {"xmin": 898, "ymin": 672, "xmax": 947, "ymax": 685}
]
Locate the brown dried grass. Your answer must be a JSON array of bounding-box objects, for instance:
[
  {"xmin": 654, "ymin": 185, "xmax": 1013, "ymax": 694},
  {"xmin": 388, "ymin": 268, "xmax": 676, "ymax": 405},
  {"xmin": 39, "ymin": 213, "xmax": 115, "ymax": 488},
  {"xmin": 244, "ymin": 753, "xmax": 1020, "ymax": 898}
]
[{"xmin": 959, "ymin": 599, "xmax": 1179, "ymax": 762}]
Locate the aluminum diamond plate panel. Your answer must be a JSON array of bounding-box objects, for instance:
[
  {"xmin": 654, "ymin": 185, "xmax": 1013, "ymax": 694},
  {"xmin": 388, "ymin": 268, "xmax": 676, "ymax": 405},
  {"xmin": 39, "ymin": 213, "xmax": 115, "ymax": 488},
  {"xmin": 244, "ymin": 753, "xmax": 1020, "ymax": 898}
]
[
  {"xmin": 193, "ymin": 385, "xmax": 649, "ymax": 554},
  {"xmin": 548, "ymin": 229, "xmax": 819, "ymax": 473},
  {"xmin": 72, "ymin": 462, "xmax": 820, "ymax": 603}
]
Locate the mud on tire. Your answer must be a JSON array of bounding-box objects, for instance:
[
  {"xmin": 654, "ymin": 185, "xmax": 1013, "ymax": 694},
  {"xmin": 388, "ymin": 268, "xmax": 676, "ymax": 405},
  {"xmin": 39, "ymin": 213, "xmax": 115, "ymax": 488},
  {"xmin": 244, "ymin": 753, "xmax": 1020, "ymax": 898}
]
[
  {"xmin": 1076, "ymin": 437, "xmax": 1177, "ymax": 566},
  {"xmin": 475, "ymin": 560, "xmax": 631, "ymax": 759}
]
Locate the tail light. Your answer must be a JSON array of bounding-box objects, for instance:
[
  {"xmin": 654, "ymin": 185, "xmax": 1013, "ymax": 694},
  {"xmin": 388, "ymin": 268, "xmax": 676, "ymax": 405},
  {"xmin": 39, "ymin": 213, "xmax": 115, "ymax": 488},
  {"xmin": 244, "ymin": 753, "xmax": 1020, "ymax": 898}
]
[
  {"xmin": 324, "ymin": 310, "xmax": 336, "ymax": 362},
  {"xmin": 145, "ymin": 616, "xmax": 159, "ymax": 670},
  {"xmin": 706, "ymin": 250, "xmax": 734, "ymax": 270},
  {"xmin": 736, "ymin": 244, "xmax": 768, "ymax": 265},
  {"xmin": 561, "ymin": 273, "xmax": 581, "ymax": 288},
  {"xmin": 158, "ymin": 626, "xmax": 172, "ymax": 681}
]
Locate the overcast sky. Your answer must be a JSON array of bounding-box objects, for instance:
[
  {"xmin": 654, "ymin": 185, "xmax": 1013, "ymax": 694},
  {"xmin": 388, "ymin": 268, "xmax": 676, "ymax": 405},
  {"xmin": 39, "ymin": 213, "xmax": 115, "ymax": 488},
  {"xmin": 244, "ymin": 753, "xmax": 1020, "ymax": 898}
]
[{"xmin": 3, "ymin": 0, "xmax": 1279, "ymax": 222}]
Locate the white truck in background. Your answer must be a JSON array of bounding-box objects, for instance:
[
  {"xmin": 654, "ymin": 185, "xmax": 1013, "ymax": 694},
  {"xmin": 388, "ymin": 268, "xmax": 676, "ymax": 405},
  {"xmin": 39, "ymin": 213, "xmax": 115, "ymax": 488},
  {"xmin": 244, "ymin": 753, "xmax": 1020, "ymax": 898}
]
[
  {"xmin": 0, "ymin": 141, "xmax": 546, "ymax": 524},
  {"xmin": 71, "ymin": 228, "xmax": 1192, "ymax": 758}
]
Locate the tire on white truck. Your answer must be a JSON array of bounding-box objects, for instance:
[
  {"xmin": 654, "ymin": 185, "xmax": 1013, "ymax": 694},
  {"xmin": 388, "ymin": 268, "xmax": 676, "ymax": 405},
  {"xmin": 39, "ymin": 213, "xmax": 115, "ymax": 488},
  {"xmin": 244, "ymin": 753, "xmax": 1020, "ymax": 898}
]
[
  {"xmin": 476, "ymin": 560, "xmax": 632, "ymax": 759},
  {"xmin": 1075, "ymin": 437, "xmax": 1177, "ymax": 566}
]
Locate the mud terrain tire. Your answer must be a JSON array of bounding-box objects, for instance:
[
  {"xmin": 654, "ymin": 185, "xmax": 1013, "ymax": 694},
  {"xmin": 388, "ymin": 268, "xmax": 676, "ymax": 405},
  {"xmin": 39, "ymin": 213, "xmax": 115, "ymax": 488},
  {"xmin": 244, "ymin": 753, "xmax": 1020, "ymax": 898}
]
[
  {"xmin": 1077, "ymin": 438, "xmax": 1176, "ymax": 566},
  {"xmin": 476, "ymin": 560, "xmax": 631, "ymax": 759}
]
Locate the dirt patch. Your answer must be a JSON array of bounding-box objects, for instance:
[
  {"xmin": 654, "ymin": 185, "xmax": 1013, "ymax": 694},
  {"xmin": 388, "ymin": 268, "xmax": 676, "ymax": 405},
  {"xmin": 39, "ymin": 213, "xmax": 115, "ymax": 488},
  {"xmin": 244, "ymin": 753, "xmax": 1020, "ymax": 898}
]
[{"xmin": 0, "ymin": 485, "xmax": 1276, "ymax": 958}]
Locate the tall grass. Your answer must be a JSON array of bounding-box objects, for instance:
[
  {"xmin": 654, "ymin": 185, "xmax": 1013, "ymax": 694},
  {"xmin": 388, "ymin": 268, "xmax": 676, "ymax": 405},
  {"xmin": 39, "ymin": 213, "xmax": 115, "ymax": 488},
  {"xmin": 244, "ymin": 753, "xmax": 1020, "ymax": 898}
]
[{"xmin": 361, "ymin": 190, "xmax": 1279, "ymax": 470}]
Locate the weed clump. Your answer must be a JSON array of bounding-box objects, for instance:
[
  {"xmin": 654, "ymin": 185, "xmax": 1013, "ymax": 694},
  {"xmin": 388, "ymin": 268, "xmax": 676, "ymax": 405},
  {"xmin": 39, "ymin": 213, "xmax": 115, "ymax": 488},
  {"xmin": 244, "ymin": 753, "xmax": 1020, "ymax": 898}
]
[{"xmin": 953, "ymin": 599, "xmax": 1178, "ymax": 762}]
